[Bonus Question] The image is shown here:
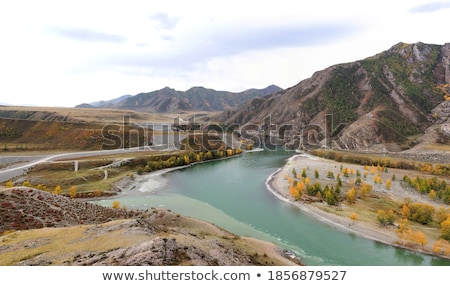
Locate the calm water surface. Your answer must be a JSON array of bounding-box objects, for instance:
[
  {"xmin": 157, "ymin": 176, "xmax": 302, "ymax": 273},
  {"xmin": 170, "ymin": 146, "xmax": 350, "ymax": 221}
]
[{"xmin": 96, "ymin": 150, "xmax": 450, "ymax": 266}]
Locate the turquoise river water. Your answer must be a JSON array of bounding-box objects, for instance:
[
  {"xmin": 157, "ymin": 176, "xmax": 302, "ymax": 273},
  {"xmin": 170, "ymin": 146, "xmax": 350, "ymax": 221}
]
[{"xmin": 96, "ymin": 149, "xmax": 450, "ymax": 266}]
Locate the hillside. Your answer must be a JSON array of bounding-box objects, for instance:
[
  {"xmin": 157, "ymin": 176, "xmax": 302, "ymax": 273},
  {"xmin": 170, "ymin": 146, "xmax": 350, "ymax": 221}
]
[
  {"xmin": 0, "ymin": 117, "xmax": 149, "ymax": 151},
  {"xmin": 0, "ymin": 188, "xmax": 299, "ymax": 266},
  {"xmin": 215, "ymin": 42, "xmax": 450, "ymax": 154},
  {"xmin": 0, "ymin": 106, "xmax": 179, "ymax": 151},
  {"xmin": 77, "ymin": 85, "xmax": 283, "ymax": 113},
  {"xmin": 0, "ymin": 106, "xmax": 176, "ymax": 124}
]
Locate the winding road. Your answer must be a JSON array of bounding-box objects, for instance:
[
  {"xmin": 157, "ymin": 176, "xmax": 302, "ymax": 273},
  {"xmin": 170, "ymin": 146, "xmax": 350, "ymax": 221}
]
[{"xmin": 0, "ymin": 147, "xmax": 153, "ymax": 183}]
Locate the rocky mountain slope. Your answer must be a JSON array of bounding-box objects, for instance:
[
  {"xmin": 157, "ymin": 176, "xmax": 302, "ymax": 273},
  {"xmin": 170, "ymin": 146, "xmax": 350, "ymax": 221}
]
[
  {"xmin": 77, "ymin": 85, "xmax": 283, "ymax": 113},
  {"xmin": 76, "ymin": 94, "xmax": 133, "ymax": 109},
  {"xmin": 0, "ymin": 187, "xmax": 300, "ymax": 266},
  {"xmin": 215, "ymin": 42, "xmax": 450, "ymax": 152}
]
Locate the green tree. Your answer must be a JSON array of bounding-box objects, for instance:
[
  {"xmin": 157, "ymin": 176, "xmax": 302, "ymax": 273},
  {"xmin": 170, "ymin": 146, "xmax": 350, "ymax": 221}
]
[
  {"xmin": 325, "ymin": 189, "xmax": 338, "ymax": 206},
  {"xmin": 301, "ymin": 168, "xmax": 307, "ymax": 178},
  {"xmin": 409, "ymin": 203, "xmax": 435, "ymax": 224},
  {"xmin": 314, "ymin": 169, "xmax": 319, "ymax": 179},
  {"xmin": 205, "ymin": 151, "xmax": 213, "ymax": 160},
  {"xmin": 377, "ymin": 210, "xmax": 387, "ymax": 226},
  {"xmin": 327, "ymin": 170, "xmax": 335, "ymax": 179},
  {"xmin": 376, "ymin": 209, "xmax": 396, "ymax": 227}
]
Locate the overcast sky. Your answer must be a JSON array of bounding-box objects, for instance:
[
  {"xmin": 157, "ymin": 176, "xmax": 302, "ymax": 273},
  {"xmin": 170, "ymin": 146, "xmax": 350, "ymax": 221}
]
[{"xmin": 0, "ymin": 0, "xmax": 449, "ymax": 107}]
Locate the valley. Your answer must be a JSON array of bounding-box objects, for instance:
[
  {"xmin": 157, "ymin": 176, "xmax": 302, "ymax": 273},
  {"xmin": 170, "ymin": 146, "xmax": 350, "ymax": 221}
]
[{"xmin": 1, "ymin": 42, "xmax": 449, "ymax": 265}]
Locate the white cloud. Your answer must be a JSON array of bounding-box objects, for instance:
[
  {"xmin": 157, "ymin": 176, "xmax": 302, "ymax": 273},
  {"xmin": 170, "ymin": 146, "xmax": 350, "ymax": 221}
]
[
  {"xmin": 0, "ymin": 0, "xmax": 449, "ymax": 107},
  {"xmin": 410, "ymin": 1, "xmax": 450, "ymax": 13}
]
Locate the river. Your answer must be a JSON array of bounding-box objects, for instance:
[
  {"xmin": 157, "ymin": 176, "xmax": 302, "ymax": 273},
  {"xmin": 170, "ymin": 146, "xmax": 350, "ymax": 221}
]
[{"xmin": 95, "ymin": 149, "xmax": 450, "ymax": 266}]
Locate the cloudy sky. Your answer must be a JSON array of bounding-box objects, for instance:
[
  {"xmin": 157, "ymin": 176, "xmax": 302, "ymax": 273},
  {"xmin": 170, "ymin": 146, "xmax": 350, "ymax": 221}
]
[{"xmin": 0, "ymin": 0, "xmax": 449, "ymax": 107}]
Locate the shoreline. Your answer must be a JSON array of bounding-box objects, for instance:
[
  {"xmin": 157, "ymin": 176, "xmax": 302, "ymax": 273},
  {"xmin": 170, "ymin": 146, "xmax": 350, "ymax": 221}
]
[
  {"xmin": 104, "ymin": 150, "xmax": 449, "ymax": 263},
  {"xmin": 106, "ymin": 153, "xmax": 246, "ymax": 198},
  {"xmin": 265, "ymin": 153, "xmax": 450, "ymax": 260}
]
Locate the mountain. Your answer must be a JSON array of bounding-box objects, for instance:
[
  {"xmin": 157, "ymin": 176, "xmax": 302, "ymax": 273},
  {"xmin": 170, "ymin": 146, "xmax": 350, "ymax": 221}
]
[
  {"xmin": 215, "ymin": 42, "xmax": 450, "ymax": 152},
  {"xmin": 75, "ymin": 94, "xmax": 133, "ymax": 108},
  {"xmin": 76, "ymin": 85, "xmax": 283, "ymax": 113}
]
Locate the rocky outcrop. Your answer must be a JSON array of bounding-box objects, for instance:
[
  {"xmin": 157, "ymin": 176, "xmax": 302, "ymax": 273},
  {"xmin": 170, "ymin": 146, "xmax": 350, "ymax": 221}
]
[
  {"xmin": 0, "ymin": 188, "xmax": 301, "ymax": 266},
  {"xmin": 0, "ymin": 187, "xmax": 135, "ymax": 232}
]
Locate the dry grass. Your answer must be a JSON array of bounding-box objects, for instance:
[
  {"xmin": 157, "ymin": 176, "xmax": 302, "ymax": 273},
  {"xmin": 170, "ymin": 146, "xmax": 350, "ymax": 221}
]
[
  {"xmin": 0, "ymin": 106, "xmax": 218, "ymax": 124},
  {"xmin": 0, "ymin": 212, "xmax": 300, "ymax": 266},
  {"xmin": 0, "ymin": 220, "xmax": 148, "ymax": 265},
  {"xmin": 416, "ymin": 143, "xmax": 450, "ymax": 152}
]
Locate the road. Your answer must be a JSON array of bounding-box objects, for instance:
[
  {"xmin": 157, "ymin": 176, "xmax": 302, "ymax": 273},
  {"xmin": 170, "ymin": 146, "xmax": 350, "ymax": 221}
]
[
  {"xmin": 0, "ymin": 139, "xmax": 184, "ymax": 183},
  {"xmin": 0, "ymin": 132, "xmax": 241, "ymax": 183}
]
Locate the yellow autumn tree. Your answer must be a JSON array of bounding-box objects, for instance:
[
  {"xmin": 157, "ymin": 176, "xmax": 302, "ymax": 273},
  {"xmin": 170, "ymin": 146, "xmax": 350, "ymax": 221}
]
[
  {"xmin": 385, "ymin": 179, "xmax": 392, "ymax": 189},
  {"xmin": 349, "ymin": 213, "xmax": 358, "ymax": 225},
  {"xmin": 429, "ymin": 189, "xmax": 437, "ymax": 200},
  {"xmin": 374, "ymin": 175, "xmax": 382, "ymax": 184},
  {"xmin": 5, "ymin": 180, "xmax": 14, "ymax": 188},
  {"xmin": 401, "ymin": 204, "xmax": 410, "ymax": 218},
  {"xmin": 396, "ymin": 218, "xmax": 411, "ymax": 245},
  {"xmin": 436, "ymin": 206, "xmax": 450, "ymax": 224},
  {"xmin": 433, "ymin": 239, "xmax": 450, "ymax": 256},
  {"xmin": 22, "ymin": 180, "xmax": 32, "ymax": 187},
  {"xmin": 360, "ymin": 183, "xmax": 372, "ymax": 200},
  {"xmin": 441, "ymin": 218, "xmax": 450, "ymax": 241},
  {"xmin": 69, "ymin": 186, "xmax": 77, "ymax": 198},
  {"xmin": 53, "ymin": 185, "xmax": 62, "ymax": 195},
  {"xmin": 296, "ymin": 180, "xmax": 305, "ymax": 195},
  {"xmin": 411, "ymin": 230, "xmax": 427, "ymax": 246},
  {"xmin": 112, "ymin": 200, "xmax": 121, "ymax": 209},
  {"xmin": 94, "ymin": 189, "xmax": 103, "ymax": 197},
  {"xmin": 346, "ymin": 187, "xmax": 357, "ymax": 204}
]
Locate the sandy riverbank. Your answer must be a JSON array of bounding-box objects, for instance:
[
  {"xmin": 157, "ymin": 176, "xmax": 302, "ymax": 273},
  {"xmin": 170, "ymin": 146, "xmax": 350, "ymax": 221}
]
[{"xmin": 265, "ymin": 153, "xmax": 449, "ymax": 259}]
